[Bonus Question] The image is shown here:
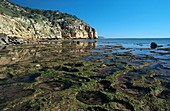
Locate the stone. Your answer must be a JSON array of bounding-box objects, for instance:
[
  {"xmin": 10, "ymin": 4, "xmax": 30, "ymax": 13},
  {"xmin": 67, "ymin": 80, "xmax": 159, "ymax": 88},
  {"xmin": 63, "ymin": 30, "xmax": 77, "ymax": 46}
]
[
  {"xmin": 150, "ymin": 42, "xmax": 157, "ymax": 49},
  {"xmin": 0, "ymin": 74, "xmax": 13, "ymax": 79},
  {"xmin": 36, "ymin": 64, "xmax": 41, "ymax": 67},
  {"xmin": 11, "ymin": 58, "xmax": 16, "ymax": 61}
]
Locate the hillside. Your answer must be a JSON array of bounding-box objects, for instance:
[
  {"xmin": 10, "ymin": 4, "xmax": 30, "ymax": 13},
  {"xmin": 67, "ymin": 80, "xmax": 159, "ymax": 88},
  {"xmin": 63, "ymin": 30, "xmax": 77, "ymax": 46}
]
[{"xmin": 0, "ymin": 0, "xmax": 98, "ymax": 39}]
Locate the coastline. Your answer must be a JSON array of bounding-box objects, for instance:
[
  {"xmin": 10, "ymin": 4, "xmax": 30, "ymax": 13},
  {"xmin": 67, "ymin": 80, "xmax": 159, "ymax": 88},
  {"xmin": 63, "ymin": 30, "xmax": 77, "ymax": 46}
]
[{"xmin": 0, "ymin": 38, "xmax": 170, "ymax": 110}]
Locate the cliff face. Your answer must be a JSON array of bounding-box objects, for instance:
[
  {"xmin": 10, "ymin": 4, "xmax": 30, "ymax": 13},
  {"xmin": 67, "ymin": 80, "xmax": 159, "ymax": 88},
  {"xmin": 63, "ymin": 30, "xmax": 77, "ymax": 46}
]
[{"xmin": 0, "ymin": 0, "xmax": 98, "ymax": 39}]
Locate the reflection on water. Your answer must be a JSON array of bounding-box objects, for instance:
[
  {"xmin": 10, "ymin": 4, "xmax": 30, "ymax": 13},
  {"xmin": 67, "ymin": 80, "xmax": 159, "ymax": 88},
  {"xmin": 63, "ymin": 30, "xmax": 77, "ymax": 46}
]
[
  {"xmin": 0, "ymin": 41, "xmax": 97, "ymax": 72},
  {"xmin": 0, "ymin": 39, "xmax": 170, "ymax": 111}
]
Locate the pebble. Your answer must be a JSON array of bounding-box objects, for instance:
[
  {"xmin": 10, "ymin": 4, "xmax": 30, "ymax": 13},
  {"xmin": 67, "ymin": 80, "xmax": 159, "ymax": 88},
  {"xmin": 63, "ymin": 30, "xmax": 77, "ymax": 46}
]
[
  {"xmin": 36, "ymin": 64, "xmax": 41, "ymax": 67},
  {"xmin": 11, "ymin": 58, "xmax": 16, "ymax": 61}
]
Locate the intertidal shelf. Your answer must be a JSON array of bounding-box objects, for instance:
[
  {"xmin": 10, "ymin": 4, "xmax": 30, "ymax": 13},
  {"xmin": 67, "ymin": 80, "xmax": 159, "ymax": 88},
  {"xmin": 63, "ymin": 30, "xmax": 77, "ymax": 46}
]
[{"xmin": 0, "ymin": 39, "xmax": 170, "ymax": 111}]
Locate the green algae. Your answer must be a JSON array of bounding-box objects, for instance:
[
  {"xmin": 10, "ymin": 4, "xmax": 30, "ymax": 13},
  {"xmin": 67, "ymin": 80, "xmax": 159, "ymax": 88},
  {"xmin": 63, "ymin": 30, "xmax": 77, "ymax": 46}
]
[{"xmin": 0, "ymin": 41, "xmax": 169, "ymax": 111}]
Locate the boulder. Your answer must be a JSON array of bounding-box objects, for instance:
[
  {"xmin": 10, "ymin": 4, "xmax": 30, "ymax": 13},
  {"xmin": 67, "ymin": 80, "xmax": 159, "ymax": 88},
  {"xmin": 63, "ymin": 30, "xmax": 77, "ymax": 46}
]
[{"xmin": 150, "ymin": 42, "xmax": 157, "ymax": 49}]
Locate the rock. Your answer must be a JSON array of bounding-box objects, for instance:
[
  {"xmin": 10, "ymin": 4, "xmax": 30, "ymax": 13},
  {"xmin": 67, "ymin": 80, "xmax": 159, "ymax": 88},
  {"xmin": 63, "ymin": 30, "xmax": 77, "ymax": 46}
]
[
  {"xmin": 11, "ymin": 58, "xmax": 16, "ymax": 61},
  {"xmin": 158, "ymin": 45, "xmax": 163, "ymax": 48},
  {"xmin": 36, "ymin": 64, "xmax": 41, "ymax": 67},
  {"xmin": 0, "ymin": 1, "xmax": 98, "ymax": 40},
  {"xmin": 150, "ymin": 42, "xmax": 157, "ymax": 49},
  {"xmin": 0, "ymin": 74, "xmax": 13, "ymax": 79},
  {"xmin": 0, "ymin": 33, "xmax": 24, "ymax": 45},
  {"xmin": 77, "ymin": 41, "xmax": 80, "ymax": 44},
  {"xmin": 0, "ymin": 33, "xmax": 9, "ymax": 45}
]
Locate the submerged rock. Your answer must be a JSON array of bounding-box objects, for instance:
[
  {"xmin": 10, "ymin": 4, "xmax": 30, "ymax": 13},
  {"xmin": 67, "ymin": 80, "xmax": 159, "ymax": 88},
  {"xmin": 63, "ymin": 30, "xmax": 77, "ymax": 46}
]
[
  {"xmin": 76, "ymin": 91, "xmax": 109, "ymax": 105},
  {"xmin": 38, "ymin": 80, "xmax": 72, "ymax": 91},
  {"xmin": 0, "ymin": 85, "xmax": 35, "ymax": 104}
]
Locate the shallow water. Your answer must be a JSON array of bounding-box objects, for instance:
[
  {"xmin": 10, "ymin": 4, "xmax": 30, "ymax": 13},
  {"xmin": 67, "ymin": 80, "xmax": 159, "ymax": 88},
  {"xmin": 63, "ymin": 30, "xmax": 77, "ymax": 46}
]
[{"xmin": 0, "ymin": 39, "xmax": 170, "ymax": 111}]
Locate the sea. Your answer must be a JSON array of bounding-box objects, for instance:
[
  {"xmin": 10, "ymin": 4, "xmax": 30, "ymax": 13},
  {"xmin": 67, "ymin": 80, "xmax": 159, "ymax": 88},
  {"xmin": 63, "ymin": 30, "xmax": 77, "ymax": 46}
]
[
  {"xmin": 94, "ymin": 38, "xmax": 170, "ymax": 48},
  {"xmin": 81, "ymin": 38, "xmax": 170, "ymax": 70}
]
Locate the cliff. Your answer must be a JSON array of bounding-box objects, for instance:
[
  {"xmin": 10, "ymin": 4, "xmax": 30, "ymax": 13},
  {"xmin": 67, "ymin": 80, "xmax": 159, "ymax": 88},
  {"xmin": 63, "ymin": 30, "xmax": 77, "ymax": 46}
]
[{"xmin": 0, "ymin": 0, "xmax": 98, "ymax": 39}]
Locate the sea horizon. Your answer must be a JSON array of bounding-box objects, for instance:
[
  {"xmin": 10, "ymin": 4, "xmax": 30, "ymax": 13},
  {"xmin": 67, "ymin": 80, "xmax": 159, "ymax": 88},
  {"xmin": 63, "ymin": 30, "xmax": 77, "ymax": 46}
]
[{"xmin": 103, "ymin": 37, "xmax": 170, "ymax": 39}]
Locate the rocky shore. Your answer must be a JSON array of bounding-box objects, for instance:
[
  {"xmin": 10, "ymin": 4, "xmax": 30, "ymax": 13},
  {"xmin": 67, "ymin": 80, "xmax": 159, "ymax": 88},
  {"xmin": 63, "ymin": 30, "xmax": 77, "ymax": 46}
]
[{"xmin": 0, "ymin": 40, "xmax": 170, "ymax": 110}]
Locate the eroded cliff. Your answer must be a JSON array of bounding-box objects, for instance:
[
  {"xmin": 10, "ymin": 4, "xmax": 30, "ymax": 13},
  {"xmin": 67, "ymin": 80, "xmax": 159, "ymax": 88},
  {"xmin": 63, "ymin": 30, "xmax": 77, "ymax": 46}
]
[{"xmin": 0, "ymin": 0, "xmax": 98, "ymax": 39}]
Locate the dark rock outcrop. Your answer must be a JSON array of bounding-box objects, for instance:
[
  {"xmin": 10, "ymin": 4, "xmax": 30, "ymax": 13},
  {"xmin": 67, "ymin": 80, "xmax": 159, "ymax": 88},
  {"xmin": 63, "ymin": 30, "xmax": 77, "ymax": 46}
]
[{"xmin": 150, "ymin": 42, "xmax": 157, "ymax": 49}]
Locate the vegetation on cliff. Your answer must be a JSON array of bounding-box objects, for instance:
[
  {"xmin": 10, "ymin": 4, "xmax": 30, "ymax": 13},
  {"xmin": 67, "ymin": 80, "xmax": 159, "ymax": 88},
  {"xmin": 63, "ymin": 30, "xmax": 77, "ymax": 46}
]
[{"xmin": 0, "ymin": 0, "xmax": 98, "ymax": 39}]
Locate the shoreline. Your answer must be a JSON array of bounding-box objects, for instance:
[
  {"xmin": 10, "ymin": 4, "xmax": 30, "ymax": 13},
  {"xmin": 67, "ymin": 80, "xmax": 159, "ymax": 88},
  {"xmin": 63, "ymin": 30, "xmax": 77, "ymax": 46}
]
[{"xmin": 0, "ymin": 38, "xmax": 170, "ymax": 110}]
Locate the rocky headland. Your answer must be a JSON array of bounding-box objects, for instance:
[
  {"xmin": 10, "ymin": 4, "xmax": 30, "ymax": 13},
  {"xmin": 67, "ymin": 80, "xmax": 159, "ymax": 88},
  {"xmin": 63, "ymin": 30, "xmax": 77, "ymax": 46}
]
[{"xmin": 0, "ymin": 0, "xmax": 98, "ymax": 45}]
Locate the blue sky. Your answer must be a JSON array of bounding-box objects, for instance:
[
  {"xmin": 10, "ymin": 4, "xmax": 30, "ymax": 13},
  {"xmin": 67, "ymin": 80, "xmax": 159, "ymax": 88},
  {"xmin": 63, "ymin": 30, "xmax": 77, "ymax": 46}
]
[{"xmin": 9, "ymin": 0, "xmax": 170, "ymax": 38}]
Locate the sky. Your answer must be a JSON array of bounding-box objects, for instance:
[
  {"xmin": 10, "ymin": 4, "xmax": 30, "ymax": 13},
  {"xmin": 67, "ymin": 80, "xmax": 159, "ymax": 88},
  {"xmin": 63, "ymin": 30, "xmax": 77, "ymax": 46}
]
[{"xmin": 9, "ymin": 0, "xmax": 170, "ymax": 38}]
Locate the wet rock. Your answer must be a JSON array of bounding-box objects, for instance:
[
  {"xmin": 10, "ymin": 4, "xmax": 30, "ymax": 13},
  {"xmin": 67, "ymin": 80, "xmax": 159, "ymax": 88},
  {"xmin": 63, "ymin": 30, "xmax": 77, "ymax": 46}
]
[
  {"xmin": 87, "ymin": 107, "xmax": 108, "ymax": 111},
  {"xmin": 157, "ymin": 90, "xmax": 170, "ymax": 100},
  {"xmin": 109, "ymin": 99, "xmax": 134, "ymax": 111},
  {"xmin": 113, "ymin": 46, "xmax": 124, "ymax": 49},
  {"xmin": 50, "ymin": 95, "xmax": 62, "ymax": 104},
  {"xmin": 150, "ymin": 51, "xmax": 156, "ymax": 53},
  {"xmin": 64, "ymin": 74, "xmax": 90, "ymax": 82},
  {"xmin": 0, "ymin": 85, "xmax": 35, "ymax": 104},
  {"xmin": 74, "ymin": 62, "xmax": 85, "ymax": 67},
  {"xmin": 157, "ymin": 48, "xmax": 170, "ymax": 51},
  {"xmin": 64, "ymin": 62, "xmax": 85, "ymax": 67},
  {"xmin": 97, "ymin": 80, "xmax": 116, "ymax": 92},
  {"xmin": 55, "ymin": 66, "xmax": 80, "ymax": 72},
  {"xmin": 0, "ymin": 73, "xmax": 40, "ymax": 86},
  {"xmin": 158, "ymin": 45, "xmax": 163, "ymax": 48},
  {"xmin": 8, "ymin": 101, "xmax": 40, "ymax": 111},
  {"xmin": 161, "ymin": 82, "xmax": 170, "ymax": 89},
  {"xmin": 120, "ymin": 82, "xmax": 151, "ymax": 96},
  {"xmin": 90, "ymin": 75, "xmax": 106, "ymax": 80},
  {"xmin": 76, "ymin": 91, "xmax": 109, "ymax": 105},
  {"xmin": 38, "ymin": 80, "xmax": 72, "ymax": 91},
  {"xmin": 98, "ymin": 80, "xmax": 111, "ymax": 87},
  {"xmin": 0, "ymin": 74, "xmax": 13, "ymax": 79},
  {"xmin": 13, "ymin": 73, "xmax": 41, "ymax": 83},
  {"xmin": 150, "ymin": 42, "xmax": 157, "ymax": 49},
  {"xmin": 160, "ymin": 64, "xmax": 170, "ymax": 69}
]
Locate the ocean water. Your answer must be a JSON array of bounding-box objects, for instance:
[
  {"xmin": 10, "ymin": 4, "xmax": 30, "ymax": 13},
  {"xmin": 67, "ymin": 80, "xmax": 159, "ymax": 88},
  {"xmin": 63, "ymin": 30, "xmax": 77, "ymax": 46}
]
[
  {"xmin": 96, "ymin": 38, "xmax": 170, "ymax": 48},
  {"xmin": 82, "ymin": 38, "xmax": 170, "ymax": 70}
]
